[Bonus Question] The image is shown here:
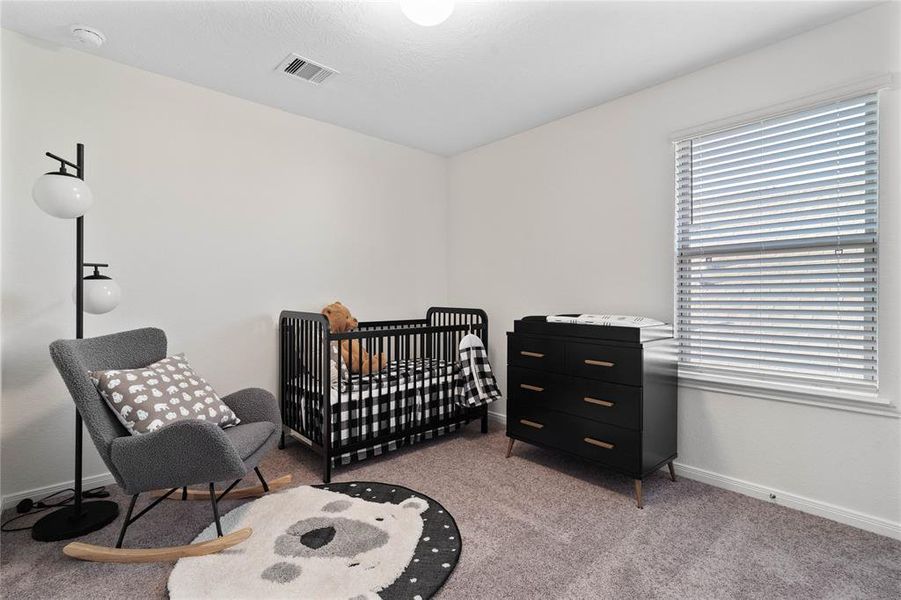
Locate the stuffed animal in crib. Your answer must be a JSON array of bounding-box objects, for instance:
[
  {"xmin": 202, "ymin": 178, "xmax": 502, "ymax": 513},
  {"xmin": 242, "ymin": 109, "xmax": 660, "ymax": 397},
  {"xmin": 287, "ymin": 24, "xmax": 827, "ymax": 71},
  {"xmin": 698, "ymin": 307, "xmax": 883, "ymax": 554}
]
[{"xmin": 321, "ymin": 301, "xmax": 387, "ymax": 375}]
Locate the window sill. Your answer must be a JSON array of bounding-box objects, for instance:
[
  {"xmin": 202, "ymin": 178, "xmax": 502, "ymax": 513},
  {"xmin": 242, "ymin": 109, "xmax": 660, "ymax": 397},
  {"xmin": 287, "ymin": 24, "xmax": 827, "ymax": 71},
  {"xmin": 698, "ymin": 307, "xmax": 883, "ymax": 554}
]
[{"xmin": 677, "ymin": 370, "xmax": 900, "ymax": 419}]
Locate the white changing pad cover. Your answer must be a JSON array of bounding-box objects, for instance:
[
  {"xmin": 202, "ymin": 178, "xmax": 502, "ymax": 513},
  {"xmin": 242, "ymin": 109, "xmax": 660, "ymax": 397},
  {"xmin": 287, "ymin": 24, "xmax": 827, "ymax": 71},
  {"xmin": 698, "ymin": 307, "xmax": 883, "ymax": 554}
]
[{"xmin": 547, "ymin": 314, "xmax": 665, "ymax": 328}]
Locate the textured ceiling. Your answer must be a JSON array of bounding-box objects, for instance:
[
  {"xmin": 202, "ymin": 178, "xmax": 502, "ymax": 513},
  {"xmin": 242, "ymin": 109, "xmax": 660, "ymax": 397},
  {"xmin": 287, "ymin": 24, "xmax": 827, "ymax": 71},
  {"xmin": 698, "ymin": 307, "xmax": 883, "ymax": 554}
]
[{"xmin": 1, "ymin": 1, "xmax": 877, "ymax": 155}]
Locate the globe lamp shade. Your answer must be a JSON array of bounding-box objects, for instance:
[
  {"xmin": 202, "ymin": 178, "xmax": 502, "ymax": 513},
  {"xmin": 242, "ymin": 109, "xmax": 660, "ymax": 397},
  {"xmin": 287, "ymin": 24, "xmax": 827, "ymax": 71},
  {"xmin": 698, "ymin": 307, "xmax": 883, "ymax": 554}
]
[
  {"xmin": 32, "ymin": 172, "xmax": 93, "ymax": 219},
  {"xmin": 75, "ymin": 274, "xmax": 121, "ymax": 315},
  {"xmin": 401, "ymin": 0, "xmax": 454, "ymax": 26}
]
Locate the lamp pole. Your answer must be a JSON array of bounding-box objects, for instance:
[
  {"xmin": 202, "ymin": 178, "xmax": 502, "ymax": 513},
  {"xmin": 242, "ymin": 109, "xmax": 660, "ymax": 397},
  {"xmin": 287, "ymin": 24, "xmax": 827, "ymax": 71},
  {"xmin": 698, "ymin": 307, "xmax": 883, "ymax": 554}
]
[
  {"xmin": 74, "ymin": 143, "xmax": 85, "ymax": 520},
  {"xmin": 31, "ymin": 143, "xmax": 120, "ymax": 542}
]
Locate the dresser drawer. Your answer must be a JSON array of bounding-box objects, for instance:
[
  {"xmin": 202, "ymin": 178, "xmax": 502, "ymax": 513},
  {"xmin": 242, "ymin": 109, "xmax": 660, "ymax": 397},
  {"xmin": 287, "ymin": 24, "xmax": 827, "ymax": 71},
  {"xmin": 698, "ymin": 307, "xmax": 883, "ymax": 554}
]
[
  {"xmin": 507, "ymin": 366, "xmax": 566, "ymax": 403},
  {"xmin": 508, "ymin": 367, "xmax": 641, "ymax": 430},
  {"xmin": 508, "ymin": 405, "xmax": 640, "ymax": 473},
  {"xmin": 569, "ymin": 418, "xmax": 641, "ymax": 473},
  {"xmin": 567, "ymin": 377, "xmax": 641, "ymax": 430},
  {"xmin": 507, "ymin": 405, "xmax": 571, "ymax": 451},
  {"xmin": 508, "ymin": 334, "xmax": 564, "ymax": 372},
  {"xmin": 564, "ymin": 342, "xmax": 641, "ymax": 385}
]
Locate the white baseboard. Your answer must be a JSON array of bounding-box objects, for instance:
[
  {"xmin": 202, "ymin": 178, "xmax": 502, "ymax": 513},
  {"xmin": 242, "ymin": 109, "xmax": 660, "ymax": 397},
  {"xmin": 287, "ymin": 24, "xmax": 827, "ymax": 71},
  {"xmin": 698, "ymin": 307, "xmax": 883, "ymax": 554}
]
[
  {"xmin": 5, "ymin": 430, "xmax": 898, "ymax": 541},
  {"xmin": 488, "ymin": 409, "xmax": 899, "ymax": 540},
  {"xmin": 671, "ymin": 462, "xmax": 901, "ymax": 540},
  {"xmin": 1, "ymin": 471, "xmax": 117, "ymax": 511},
  {"xmin": 487, "ymin": 409, "xmax": 507, "ymax": 424}
]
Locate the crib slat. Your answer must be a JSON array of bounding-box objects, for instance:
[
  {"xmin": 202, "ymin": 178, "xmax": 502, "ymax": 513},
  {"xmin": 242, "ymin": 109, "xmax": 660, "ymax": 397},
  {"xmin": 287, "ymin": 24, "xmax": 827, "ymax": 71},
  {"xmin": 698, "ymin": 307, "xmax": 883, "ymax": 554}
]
[
  {"xmin": 279, "ymin": 316, "xmax": 286, "ymax": 440},
  {"xmin": 291, "ymin": 318, "xmax": 297, "ymax": 438},
  {"xmin": 357, "ymin": 334, "xmax": 363, "ymax": 447}
]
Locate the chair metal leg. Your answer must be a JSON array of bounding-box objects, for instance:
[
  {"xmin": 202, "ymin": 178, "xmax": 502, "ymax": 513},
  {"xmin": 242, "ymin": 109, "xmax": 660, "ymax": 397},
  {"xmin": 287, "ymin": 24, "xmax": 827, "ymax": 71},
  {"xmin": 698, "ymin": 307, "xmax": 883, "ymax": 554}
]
[
  {"xmin": 215, "ymin": 479, "xmax": 243, "ymax": 503},
  {"xmin": 209, "ymin": 484, "xmax": 223, "ymax": 538},
  {"xmin": 254, "ymin": 467, "xmax": 270, "ymax": 493},
  {"xmin": 115, "ymin": 494, "xmax": 139, "ymax": 549}
]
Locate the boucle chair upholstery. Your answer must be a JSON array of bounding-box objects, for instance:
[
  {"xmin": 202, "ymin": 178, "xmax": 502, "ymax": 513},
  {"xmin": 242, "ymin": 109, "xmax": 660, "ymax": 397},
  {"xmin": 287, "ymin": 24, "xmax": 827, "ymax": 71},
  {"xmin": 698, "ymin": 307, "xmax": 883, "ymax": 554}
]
[
  {"xmin": 49, "ymin": 328, "xmax": 291, "ymax": 562},
  {"xmin": 50, "ymin": 328, "xmax": 281, "ymax": 494}
]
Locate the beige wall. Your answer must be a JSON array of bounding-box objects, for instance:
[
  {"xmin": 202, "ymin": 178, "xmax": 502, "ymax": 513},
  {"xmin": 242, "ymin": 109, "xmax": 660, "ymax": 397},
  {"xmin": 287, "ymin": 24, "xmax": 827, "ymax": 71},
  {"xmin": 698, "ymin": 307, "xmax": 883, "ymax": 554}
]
[
  {"xmin": 1, "ymin": 30, "xmax": 448, "ymax": 501},
  {"xmin": 447, "ymin": 4, "xmax": 900, "ymax": 536}
]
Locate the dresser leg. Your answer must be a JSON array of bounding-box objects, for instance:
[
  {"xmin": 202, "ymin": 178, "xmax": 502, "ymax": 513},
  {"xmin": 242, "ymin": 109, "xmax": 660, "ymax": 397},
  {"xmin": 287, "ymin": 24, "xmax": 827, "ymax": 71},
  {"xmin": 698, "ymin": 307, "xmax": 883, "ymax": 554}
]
[
  {"xmin": 505, "ymin": 438, "xmax": 515, "ymax": 458},
  {"xmin": 667, "ymin": 461, "xmax": 676, "ymax": 482},
  {"xmin": 633, "ymin": 479, "xmax": 643, "ymax": 509}
]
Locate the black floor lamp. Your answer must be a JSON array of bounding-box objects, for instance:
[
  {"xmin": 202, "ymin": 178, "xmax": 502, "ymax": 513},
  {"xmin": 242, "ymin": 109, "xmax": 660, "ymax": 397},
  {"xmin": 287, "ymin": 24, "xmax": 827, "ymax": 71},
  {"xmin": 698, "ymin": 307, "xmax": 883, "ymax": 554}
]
[{"xmin": 30, "ymin": 143, "xmax": 123, "ymax": 541}]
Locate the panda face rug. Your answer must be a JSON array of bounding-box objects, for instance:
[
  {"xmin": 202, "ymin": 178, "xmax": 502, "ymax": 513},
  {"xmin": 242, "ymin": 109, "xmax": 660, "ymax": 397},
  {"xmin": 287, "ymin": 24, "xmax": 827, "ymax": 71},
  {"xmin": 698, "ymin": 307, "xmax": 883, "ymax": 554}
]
[{"xmin": 168, "ymin": 482, "xmax": 460, "ymax": 600}]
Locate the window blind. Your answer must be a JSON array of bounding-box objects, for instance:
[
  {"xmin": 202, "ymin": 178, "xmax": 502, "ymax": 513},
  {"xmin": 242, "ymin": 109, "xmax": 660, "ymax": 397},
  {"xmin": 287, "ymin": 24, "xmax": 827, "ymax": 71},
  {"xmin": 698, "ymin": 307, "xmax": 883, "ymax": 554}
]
[{"xmin": 675, "ymin": 93, "xmax": 878, "ymax": 398}]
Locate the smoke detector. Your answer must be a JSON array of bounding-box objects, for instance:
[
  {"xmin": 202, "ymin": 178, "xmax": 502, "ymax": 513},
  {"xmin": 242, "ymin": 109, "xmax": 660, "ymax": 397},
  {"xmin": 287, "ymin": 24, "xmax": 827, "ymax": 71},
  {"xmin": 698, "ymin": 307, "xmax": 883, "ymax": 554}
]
[
  {"xmin": 70, "ymin": 25, "xmax": 105, "ymax": 48},
  {"xmin": 276, "ymin": 53, "xmax": 338, "ymax": 85}
]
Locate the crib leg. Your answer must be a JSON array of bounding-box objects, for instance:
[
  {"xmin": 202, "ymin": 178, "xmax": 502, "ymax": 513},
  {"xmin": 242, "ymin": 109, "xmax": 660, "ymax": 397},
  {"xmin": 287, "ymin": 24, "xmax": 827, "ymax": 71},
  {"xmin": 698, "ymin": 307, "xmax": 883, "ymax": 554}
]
[{"xmin": 480, "ymin": 405, "xmax": 489, "ymax": 434}]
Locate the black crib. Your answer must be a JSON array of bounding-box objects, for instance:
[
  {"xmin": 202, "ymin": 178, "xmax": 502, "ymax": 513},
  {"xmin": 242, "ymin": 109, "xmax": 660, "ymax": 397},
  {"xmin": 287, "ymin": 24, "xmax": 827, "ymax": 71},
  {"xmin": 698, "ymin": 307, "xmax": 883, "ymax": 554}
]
[{"xmin": 278, "ymin": 307, "xmax": 489, "ymax": 482}]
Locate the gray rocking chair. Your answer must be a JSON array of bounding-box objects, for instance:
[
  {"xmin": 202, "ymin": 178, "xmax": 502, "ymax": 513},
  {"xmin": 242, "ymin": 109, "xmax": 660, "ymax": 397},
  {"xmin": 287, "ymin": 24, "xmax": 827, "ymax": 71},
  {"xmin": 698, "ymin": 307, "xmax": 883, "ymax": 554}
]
[{"xmin": 49, "ymin": 327, "xmax": 291, "ymax": 563}]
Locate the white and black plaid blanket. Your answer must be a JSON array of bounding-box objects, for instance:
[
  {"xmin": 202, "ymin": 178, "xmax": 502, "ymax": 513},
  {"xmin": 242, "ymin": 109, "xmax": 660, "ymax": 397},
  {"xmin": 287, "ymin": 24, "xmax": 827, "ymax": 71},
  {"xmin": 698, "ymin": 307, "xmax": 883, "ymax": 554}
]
[
  {"xmin": 453, "ymin": 334, "xmax": 502, "ymax": 408},
  {"xmin": 289, "ymin": 358, "xmax": 457, "ymax": 453},
  {"xmin": 294, "ymin": 346, "xmax": 499, "ymax": 467}
]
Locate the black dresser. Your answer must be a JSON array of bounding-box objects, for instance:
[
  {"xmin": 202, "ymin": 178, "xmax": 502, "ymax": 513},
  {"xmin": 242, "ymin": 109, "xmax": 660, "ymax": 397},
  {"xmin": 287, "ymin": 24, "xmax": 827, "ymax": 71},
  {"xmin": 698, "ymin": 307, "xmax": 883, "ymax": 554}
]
[{"xmin": 505, "ymin": 317, "xmax": 678, "ymax": 508}]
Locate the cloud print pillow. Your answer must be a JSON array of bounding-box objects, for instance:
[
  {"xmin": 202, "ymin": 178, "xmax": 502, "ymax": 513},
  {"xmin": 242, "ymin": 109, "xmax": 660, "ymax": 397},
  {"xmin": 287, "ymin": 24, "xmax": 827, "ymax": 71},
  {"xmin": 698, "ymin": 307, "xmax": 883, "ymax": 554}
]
[{"xmin": 90, "ymin": 354, "xmax": 240, "ymax": 435}]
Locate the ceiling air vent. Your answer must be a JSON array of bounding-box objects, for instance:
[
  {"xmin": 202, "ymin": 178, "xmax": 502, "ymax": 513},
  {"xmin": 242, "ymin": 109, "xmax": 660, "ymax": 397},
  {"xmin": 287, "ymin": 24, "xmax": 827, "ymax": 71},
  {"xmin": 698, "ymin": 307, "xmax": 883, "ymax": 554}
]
[{"xmin": 276, "ymin": 53, "xmax": 338, "ymax": 85}]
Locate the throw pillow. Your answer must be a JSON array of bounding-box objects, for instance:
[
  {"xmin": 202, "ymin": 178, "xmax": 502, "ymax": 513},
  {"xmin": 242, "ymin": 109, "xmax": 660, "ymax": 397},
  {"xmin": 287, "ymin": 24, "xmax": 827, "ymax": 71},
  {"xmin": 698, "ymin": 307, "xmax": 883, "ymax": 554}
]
[{"xmin": 90, "ymin": 354, "xmax": 240, "ymax": 435}]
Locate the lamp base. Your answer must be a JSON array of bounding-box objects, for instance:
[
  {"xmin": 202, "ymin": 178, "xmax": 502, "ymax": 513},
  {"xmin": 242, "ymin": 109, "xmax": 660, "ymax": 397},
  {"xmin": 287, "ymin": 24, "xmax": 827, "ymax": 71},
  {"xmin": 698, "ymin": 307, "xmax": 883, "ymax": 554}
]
[{"xmin": 31, "ymin": 501, "xmax": 119, "ymax": 542}]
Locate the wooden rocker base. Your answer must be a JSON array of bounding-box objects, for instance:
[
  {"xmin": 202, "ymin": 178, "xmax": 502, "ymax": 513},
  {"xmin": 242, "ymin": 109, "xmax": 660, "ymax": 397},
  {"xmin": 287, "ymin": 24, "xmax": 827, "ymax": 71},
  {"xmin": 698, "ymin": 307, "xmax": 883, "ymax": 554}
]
[
  {"xmin": 160, "ymin": 474, "xmax": 293, "ymax": 501},
  {"xmin": 63, "ymin": 527, "xmax": 253, "ymax": 563}
]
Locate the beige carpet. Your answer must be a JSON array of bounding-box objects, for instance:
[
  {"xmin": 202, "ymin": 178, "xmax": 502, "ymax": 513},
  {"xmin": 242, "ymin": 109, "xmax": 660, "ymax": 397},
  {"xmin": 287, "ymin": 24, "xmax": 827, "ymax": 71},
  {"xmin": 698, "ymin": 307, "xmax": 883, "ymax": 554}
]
[{"xmin": 2, "ymin": 424, "xmax": 899, "ymax": 599}]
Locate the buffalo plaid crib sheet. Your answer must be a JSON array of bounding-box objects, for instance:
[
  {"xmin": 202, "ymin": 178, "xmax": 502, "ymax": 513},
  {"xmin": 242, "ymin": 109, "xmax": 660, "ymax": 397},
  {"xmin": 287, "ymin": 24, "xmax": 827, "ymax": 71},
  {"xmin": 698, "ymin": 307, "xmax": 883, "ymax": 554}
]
[{"xmin": 292, "ymin": 358, "xmax": 463, "ymax": 465}]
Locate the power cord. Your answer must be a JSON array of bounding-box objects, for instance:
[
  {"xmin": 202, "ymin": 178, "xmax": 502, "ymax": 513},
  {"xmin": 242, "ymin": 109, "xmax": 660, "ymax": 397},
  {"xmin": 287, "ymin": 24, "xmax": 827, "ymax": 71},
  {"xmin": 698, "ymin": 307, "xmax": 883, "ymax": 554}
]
[{"xmin": 1, "ymin": 487, "xmax": 111, "ymax": 532}]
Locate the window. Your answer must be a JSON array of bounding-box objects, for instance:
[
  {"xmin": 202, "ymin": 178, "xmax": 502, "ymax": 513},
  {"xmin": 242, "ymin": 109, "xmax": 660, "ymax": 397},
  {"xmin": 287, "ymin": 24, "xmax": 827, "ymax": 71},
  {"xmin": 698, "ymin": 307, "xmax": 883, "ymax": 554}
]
[{"xmin": 675, "ymin": 93, "xmax": 879, "ymax": 401}]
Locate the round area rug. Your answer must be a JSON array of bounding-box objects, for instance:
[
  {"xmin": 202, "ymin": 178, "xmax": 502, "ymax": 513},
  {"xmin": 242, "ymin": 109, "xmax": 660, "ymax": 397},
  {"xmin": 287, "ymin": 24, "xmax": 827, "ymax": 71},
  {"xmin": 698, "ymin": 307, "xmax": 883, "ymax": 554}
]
[{"xmin": 168, "ymin": 482, "xmax": 461, "ymax": 600}]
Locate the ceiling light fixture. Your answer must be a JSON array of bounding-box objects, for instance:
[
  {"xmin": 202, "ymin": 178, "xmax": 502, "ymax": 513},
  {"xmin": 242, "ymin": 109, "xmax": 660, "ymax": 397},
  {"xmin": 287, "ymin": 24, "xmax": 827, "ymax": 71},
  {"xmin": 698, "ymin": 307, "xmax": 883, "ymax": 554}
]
[
  {"xmin": 70, "ymin": 25, "xmax": 105, "ymax": 48},
  {"xmin": 400, "ymin": 0, "xmax": 455, "ymax": 27}
]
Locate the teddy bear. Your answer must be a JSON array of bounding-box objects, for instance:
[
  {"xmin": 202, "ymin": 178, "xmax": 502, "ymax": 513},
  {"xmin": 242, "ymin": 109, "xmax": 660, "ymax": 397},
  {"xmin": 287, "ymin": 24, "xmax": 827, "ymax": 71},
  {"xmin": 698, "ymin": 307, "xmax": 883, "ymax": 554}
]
[{"xmin": 321, "ymin": 301, "xmax": 387, "ymax": 375}]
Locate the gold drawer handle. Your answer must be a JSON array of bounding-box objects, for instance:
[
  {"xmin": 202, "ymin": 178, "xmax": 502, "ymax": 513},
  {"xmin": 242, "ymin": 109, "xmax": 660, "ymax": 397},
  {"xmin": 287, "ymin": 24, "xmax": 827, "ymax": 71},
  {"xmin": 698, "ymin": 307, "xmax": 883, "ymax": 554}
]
[
  {"xmin": 520, "ymin": 419, "xmax": 544, "ymax": 429},
  {"xmin": 520, "ymin": 351, "xmax": 545, "ymax": 358},
  {"xmin": 520, "ymin": 384, "xmax": 544, "ymax": 392},
  {"xmin": 584, "ymin": 396, "xmax": 614, "ymax": 407},
  {"xmin": 584, "ymin": 359, "xmax": 615, "ymax": 368},
  {"xmin": 584, "ymin": 437, "xmax": 614, "ymax": 450}
]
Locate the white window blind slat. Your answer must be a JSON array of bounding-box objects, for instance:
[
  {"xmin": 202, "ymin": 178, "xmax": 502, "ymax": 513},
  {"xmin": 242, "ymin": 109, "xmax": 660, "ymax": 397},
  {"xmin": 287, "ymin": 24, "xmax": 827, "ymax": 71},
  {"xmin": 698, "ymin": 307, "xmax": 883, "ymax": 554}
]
[
  {"xmin": 686, "ymin": 124, "xmax": 877, "ymax": 163},
  {"xmin": 678, "ymin": 134, "xmax": 878, "ymax": 173},
  {"xmin": 674, "ymin": 93, "xmax": 879, "ymax": 397},
  {"xmin": 685, "ymin": 198, "xmax": 877, "ymax": 226},
  {"xmin": 692, "ymin": 112, "xmax": 877, "ymax": 160},
  {"xmin": 680, "ymin": 193, "xmax": 877, "ymax": 224},
  {"xmin": 691, "ymin": 158, "xmax": 877, "ymax": 192},
  {"xmin": 688, "ymin": 143, "xmax": 877, "ymax": 181},
  {"xmin": 688, "ymin": 172, "xmax": 877, "ymax": 204},
  {"xmin": 692, "ymin": 96, "xmax": 878, "ymax": 148}
]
